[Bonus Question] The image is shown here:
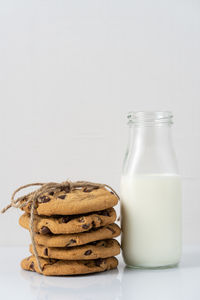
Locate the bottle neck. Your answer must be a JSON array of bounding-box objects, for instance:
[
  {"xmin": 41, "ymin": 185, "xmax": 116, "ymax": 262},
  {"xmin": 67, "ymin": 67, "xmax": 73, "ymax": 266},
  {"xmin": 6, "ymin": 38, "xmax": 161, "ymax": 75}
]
[
  {"xmin": 130, "ymin": 124, "xmax": 172, "ymax": 149},
  {"xmin": 123, "ymin": 124, "xmax": 179, "ymax": 175}
]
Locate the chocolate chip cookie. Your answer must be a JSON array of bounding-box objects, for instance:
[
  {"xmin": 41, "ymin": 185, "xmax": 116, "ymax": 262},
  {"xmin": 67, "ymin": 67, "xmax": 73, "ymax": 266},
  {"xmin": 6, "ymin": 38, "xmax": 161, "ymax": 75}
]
[
  {"xmin": 34, "ymin": 223, "xmax": 120, "ymax": 247},
  {"xmin": 30, "ymin": 239, "xmax": 120, "ymax": 260},
  {"xmin": 19, "ymin": 208, "xmax": 116, "ymax": 234},
  {"xmin": 21, "ymin": 187, "xmax": 118, "ymax": 216},
  {"xmin": 21, "ymin": 255, "xmax": 118, "ymax": 276}
]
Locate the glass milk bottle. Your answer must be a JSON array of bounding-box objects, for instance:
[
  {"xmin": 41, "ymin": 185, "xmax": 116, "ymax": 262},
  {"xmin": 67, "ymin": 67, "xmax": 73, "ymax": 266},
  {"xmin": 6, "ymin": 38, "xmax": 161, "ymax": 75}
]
[{"xmin": 120, "ymin": 111, "xmax": 182, "ymax": 268}]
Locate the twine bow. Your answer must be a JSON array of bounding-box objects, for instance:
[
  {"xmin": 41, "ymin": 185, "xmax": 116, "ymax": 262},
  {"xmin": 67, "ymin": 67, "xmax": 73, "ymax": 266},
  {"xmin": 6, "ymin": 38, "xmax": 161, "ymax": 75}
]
[{"xmin": 1, "ymin": 180, "xmax": 119, "ymax": 273}]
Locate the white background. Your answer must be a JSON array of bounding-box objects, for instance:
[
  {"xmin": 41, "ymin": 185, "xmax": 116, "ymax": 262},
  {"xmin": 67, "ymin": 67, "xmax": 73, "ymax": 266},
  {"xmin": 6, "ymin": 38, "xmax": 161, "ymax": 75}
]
[{"xmin": 0, "ymin": 0, "xmax": 199, "ymax": 247}]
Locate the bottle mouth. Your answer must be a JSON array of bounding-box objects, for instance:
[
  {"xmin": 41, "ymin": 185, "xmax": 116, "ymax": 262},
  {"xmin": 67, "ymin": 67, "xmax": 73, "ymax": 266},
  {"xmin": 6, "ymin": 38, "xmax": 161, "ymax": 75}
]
[{"xmin": 127, "ymin": 111, "xmax": 173, "ymax": 126}]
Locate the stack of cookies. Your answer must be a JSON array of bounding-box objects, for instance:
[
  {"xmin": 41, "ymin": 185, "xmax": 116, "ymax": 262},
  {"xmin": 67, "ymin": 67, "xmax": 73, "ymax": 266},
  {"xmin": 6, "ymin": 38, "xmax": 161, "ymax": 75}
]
[{"xmin": 19, "ymin": 185, "xmax": 120, "ymax": 276}]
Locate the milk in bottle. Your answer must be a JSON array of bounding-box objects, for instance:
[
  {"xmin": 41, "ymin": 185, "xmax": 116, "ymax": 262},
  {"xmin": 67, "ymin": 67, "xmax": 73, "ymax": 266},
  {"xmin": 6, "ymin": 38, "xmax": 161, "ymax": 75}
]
[{"xmin": 120, "ymin": 112, "xmax": 182, "ymax": 268}]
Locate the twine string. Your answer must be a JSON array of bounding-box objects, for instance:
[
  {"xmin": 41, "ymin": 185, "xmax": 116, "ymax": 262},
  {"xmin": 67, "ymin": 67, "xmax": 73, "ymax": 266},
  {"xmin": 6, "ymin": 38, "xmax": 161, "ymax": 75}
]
[{"xmin": 1, "ymin": 180, "xmax": 119, "ymax": 273}]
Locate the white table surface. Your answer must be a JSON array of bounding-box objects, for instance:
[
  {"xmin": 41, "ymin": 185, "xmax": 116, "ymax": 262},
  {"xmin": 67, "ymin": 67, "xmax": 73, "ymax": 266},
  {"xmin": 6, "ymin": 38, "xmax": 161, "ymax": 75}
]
[{"xmin": 0, "ymin": 246, "xmax": 200, "ymax": 300}]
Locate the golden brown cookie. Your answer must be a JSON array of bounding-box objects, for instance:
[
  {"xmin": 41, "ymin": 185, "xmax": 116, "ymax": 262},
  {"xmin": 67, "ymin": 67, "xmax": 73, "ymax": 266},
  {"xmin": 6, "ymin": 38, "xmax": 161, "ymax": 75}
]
[
  {"xmin": 19, "ymin": 208, "xmax": 116, "ymax": 234},
  {"xmin": 21, "ymin": 187, "xmax": 118, "ymax": 216},
  {"xmin": 34, "ymin": 223, "xmax": 120, "ymax": 247},
  {"xmin": 21, "ymin": 255, "xmax": 118, "ymax": 276},
  {"xmin": 30, "ymin": 239, "xmax": 120, "ymax": 260}
]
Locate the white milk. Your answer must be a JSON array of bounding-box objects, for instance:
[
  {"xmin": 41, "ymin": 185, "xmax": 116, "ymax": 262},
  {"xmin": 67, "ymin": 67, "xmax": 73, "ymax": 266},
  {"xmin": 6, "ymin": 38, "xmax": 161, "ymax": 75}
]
[{"xmin": 120, "ymin": 174, "xmax": 181, "ymax": 268}]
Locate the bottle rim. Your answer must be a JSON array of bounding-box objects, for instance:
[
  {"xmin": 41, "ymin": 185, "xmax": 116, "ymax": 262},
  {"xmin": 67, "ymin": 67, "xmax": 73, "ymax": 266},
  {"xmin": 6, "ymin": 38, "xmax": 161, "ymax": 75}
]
[{"xmin": 127, "ymin": 111, "xmax": 173, "ymax": 126}]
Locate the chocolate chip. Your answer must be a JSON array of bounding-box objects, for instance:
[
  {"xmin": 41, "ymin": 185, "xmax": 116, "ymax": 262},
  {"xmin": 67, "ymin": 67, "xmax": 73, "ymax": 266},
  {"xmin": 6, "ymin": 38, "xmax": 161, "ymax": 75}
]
[
  {"xmin": 106, "ymin": 226, "xmax": 115, "ymax": 234},
  {"xmin": 84, "ymin": 250, "xmax": 92, "ymax": 256},
  {"xmin": 78, "ymin": 217, "xmax": 85, "ymax": 223},
  {"xmin": 61, "ymin": 186, "xmax": 70, "ymax": 193},
  {"xmin": 40, "ymin": 226, "xmax": 52, "ymax": 234},
  {"xmin": 66, "ymin": 239, "xmax": 76, "ymax": 247},
  {"xmin": 83, "ymin": 186, "xmax": 99, "ymax": 193},
  {"xmin": 38, "ymin": 196, "xmax": 51, "ymax": 203},
  {"xmin": 91, "ymin": 221, "xmax": 96, "ymax": 228},
  {"xmin": 70, "ymin": 238, "xmax": 76, "ymax": 244},
  {"xmin": 30, "ymin": 262, "xmax": 35, "ymax": 271},
  {"xmin": 28, "ymin": 203, "xmax": 37, "ymax": 210},
  {"xmin": 49, "ymin": 258, "xmax": 58, "ymax": 264},
  {"xmin": 61, "ymin": 216, "xmax": 72, "ymax": 223},
  {"xmin": 95, "ymin": 258, "xmax": 104, "ymax": 267},
  {"xmin": 82, "ymin": 224, "xmax": 90, "ymax": 229},
  {"xmin": 49, "ymin": 191, "xmax": 54, "ymax": 196},
  {"xmin": 44, "ymin": 248, "xmax": 48, "ymax": 256},
  {"xmin": 110, "ymin": 191, "xmax": 114, "ymax": 195},
  {"xmin": 100, "ymin": 241, "xmax": 106, "ymax": 247},
  {"xmin": 97, "ymin": 216, "xmax": 103, "ymax": 224},
  {"xmin": 58, "ymin": 194, "xmax": 66, "ymax": 199}
]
